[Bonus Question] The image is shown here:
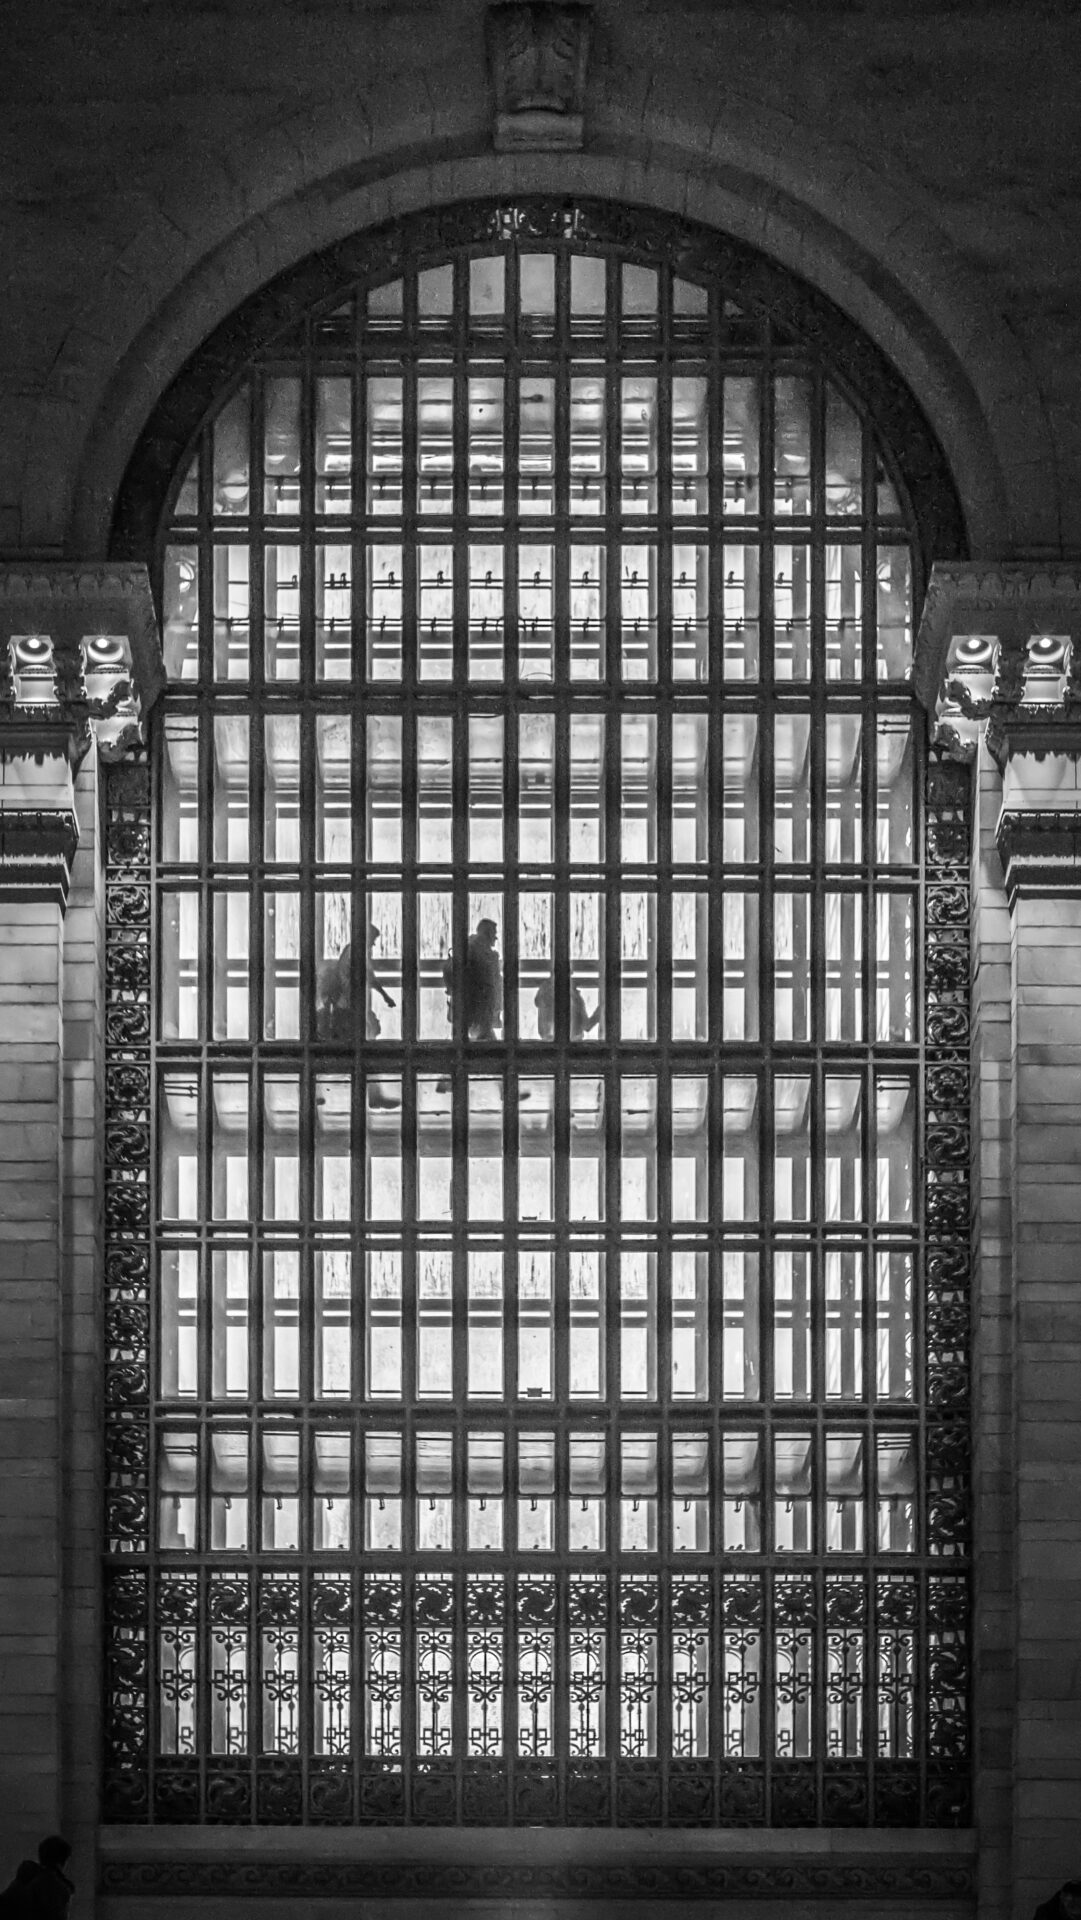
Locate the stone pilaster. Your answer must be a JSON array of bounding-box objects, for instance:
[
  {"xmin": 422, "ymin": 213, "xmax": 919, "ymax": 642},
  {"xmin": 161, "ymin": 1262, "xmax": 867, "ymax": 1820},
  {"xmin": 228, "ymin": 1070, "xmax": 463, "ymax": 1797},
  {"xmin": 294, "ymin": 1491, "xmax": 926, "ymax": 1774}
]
[
  {"xmin": 916, "ymin": 563, "xmax": 1081, "ymax": 1920},
  {"xmin": 0, "ymin": 565, "xmax": 161, "ymax": 1867}
]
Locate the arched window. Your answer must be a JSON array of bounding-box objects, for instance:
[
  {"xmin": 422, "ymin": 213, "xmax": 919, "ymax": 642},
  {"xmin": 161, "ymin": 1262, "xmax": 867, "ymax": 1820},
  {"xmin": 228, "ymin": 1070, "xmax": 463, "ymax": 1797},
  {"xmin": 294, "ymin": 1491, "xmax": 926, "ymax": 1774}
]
[{"xmin": 104, "ymin": 200, "xmax": 970, "ymax": 1828}]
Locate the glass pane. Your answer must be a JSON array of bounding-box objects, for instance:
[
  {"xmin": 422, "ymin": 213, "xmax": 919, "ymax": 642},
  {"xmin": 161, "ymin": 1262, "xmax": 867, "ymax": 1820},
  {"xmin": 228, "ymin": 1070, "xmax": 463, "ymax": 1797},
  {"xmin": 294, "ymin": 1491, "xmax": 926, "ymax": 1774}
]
[
  {"xmin": 569, "ymin": 893, "xmax": 604, "ymax": 1043},
  {"xmin": 366, "ymin": 717, "xmax": 402, "ymax": 863},
  {"xmin": 621, "ymin": 716, "xmax": 656, "ymax": 862},
  {"xmin": 367, "ymin": 378, "xmax": 402, "ymax": 515},
  {"xmin": 724, "ymin": 715, "xmax": 758, "ymax": 860},
  {"xmin": 316, "ymin": 377, "xmax": 351, "ymax": 514},
  {"xmin": 264, "ymin": 546, "xmax": 300, "ymax": 681},
  {"xmin": 417, "ymin": 716, "xmax": 453, "ymax": 864},
  {"xmin": 418, "ymin": 544, "xmax": 453, "ymax": 680},
  {"xmin": 825, "ymin": 892, "xmax": 863, "ymax": 1040},
  {"xmin": 672, "ymin": 376, "xmax": 707, "ymax": 516},
  {"xmin": 264, "ymin": 893, "xmax": 301, "ymax": 1040},
  {"xmin": 469, "ymin": 373, "xmax": 503, "ymax": 515},
  {"xmin": 365, "ymin": 895, "xmax": 402, "ymax": 1039},
  {"xmin": 366, "ymin": 1253, "xmax": 402, "ymax": 1400},
  {"xmin": 620, "ymin": 891, "xmax": 656, "ymax": 1041},
  {"xmin": 825, "ymin": 1075, "xmax": 863, "ymax": 1222},
  {"xmin": 367, "ymin": 544, "xmax": 402, "ymax": 679},
  {"xmin": 264, "ymin": 715, "xmax": 300, "ymax": 862},
  {"xmin": 519, "ymin": 891, "xmax": 552, "ymax": 1041},
  {"xmin": 774, "ymin": 1074, "xmax": 811, "ymax": 1221},
  {"xmin": 519, "ymin": 541, "xmax": 554, "ymax": 679},
  {"xmin": 826, "ymin": 714, "xmax": 863, "ymax": 862},
  {"xmin": 877, "ymin": 546, "xmax": 913, "ymax": 679},
  {"xmin": 876, "ymin": 1075, "xmax": 914, "ymax": 1223},
  {"xmin": 723, "ymin": 1077, "xmax": 759, "ymax": 1220},
  {"xmin": 518, "ymin": 1250, "xmax": 553, "ymax": 1399},
  {"xmin": 570, "ymin": 715, "xmax": 604, "ymax": 861},
  {"xmin": 773, "ymin": 543, "xmax": 811, "ymax": 680},
  {"xmin": 774, "ymin": 891, "xmax": 811, "ymax": 1042},
  {"xmin": 570, "ymin": 543, "xmax": 603, "ymax": 680},
  {"xmin": 570, "ymin": 375, "xmax": 604, "ymax": 514},
  {"xmin": 826, "ymin": 1249, "xmax": 864, "ymax": 1399},
  {"xmin": 672, "ymin": 543, "xmax": 708, "ymax": 681},
  {"xmin": 161, "ymin": 892, "xmax": 200, "ymax": 1039},
  {"xmin": 213, "ymin": 545, "xmax": 251, "ymax": 682},
  {"xmin": 264, "ymin": 377, "xmax": 301, "ymax": 514},
  {"xmin": 723, "ymin": 1253, "xmax": 760, "ymax": 1401},
  {"xmin": 418, "ymin": 376, "xmax": 453, "ymax": 515},
  {"xmin": 160, "ymin": 1249, "xmax": 199, "ymax": 1397},
  {"xmin": 469, "ymin": 715, "xmax": 503, "ymax": 860},
  {"xmin": 876, "ymin": 715, "xmax": 914, "ymax": 864},
  {"xmin": 621, "ymin": 543, "xmax": 656, "ymax": 680},
  {"xmin": 825, "ymin": 544, "xmax": 862, "ymax": 679},
  {"xmin": 315, "ymin": 544, "xmax": 352, "ymax": 680},
  {"xmin": 876, "ymin": 1250, "xmax": 914, "ymax": 1401},
  {"xmin": 211, "ymin": 1074, "xmax": 249, "ymax": 1221},
  {"xmin": 315, "ymin": 716, "xmax": 351, "ymax": 862},
  {"xmin": 723, "ymin": 378, "xmax": 760, "ymax": 515},
  {"xmin": 774, "ymin": 715, "xmax": 810, "ymax": 862},
  {"xmin": 520, "ymin": 379, "xmax": 554, "ymax": 514},
  {"xmin": 825, "ymin": 387, "xmax": 862, "ymax": 515},
  {"xmin": 470, "ymin": 256, "xmax": 505, "ymax": 317},
  {"xmin": 162, "ymin": 716, "xmax": 200, "ymax": 861},
  {"xmin": 621, "ymin": 376, "xmax": 657, "ymax": 513},
  {"xmin": 417, "ymin": 894, "xmax": 453, "ymax": 1040},
  {"xmin": 774, "ymin": 376, "xmax": 811, "ymax": 515},
  {"xmin": 773, "ymin": 1251, "xmax": 812, "ymax": 1399},
  {"xmin": 673, "ymin": 891, "xmax": 708, "ymax": 1042},
  {"xmin": 212, "ymin": 892, "xmax": 249, "ymax": 1041},
  {"xmin": 213, "ymin": 716, "xmax": 249, "ymax": 864},
  {"xmin": 213, "ymin": 387, "xmax": 249, "ymax": 515},
  {"xmin": 722, "ymin": 544, "xmax": 760, "ymax": 681}
]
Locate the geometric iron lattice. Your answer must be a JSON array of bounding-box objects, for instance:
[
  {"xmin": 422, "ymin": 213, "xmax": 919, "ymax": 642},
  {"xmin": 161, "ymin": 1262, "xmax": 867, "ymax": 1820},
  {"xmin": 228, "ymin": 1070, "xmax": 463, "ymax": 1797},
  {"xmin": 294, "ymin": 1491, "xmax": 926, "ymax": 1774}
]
[{"xmin": 103, "ymin": 198, "xmax": 970, "ymax": 1826}]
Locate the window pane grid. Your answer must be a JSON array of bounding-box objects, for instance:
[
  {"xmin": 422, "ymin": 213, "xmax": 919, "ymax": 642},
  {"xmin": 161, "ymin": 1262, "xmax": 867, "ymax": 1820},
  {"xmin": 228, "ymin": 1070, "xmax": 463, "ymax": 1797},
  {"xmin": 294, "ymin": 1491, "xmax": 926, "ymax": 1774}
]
[{"xmin": 110, "ymin": 204, "xmax": 968, "ymax": 1828}]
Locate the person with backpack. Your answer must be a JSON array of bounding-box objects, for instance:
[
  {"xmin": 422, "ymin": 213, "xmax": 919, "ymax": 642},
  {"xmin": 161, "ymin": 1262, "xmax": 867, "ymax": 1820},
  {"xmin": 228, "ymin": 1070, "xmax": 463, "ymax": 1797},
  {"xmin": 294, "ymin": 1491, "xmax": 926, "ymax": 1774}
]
[{"xmin": 0, "ymin": 1838, "xmax": 74, "ymax": 1919}]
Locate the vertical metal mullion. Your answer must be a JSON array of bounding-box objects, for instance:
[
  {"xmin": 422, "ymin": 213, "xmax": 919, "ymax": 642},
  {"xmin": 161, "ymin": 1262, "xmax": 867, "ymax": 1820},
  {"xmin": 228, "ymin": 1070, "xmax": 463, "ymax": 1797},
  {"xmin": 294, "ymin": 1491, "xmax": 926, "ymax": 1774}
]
[
  {"xmin": 505, "ymin": 273, "xmax": 521, "ymax": 691},
  {"xmin": 300, "ymin": 329, "xmax": 316, "ymax": 696}
]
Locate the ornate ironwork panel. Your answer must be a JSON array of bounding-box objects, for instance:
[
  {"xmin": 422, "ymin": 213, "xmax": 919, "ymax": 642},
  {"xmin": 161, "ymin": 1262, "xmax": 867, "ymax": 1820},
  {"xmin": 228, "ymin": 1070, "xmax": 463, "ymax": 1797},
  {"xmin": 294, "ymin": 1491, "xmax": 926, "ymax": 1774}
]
[{"xmin": 104, "ymin": 198, "xmax": 970, "ymax": 1824}]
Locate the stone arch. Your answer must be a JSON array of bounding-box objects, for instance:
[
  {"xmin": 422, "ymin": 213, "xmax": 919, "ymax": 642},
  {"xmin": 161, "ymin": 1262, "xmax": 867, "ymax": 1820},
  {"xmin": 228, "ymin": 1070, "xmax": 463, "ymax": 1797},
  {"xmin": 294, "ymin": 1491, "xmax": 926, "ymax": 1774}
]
[{"xmin": 21, "ymin": 84, "xmax": 1049, "ymax": 560}]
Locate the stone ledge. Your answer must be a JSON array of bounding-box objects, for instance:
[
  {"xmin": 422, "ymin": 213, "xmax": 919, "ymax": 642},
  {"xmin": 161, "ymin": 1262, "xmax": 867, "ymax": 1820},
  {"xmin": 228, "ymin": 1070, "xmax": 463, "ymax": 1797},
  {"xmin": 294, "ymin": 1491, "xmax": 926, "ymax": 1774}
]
[{"xmin": 99, "ymin": 1828, "xmax": 977, "ymax": 1902}]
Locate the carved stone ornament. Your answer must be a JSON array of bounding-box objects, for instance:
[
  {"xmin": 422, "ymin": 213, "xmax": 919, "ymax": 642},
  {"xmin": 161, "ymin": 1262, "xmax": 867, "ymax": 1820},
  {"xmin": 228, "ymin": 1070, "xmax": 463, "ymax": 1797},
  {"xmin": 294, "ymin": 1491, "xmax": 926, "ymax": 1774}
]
[
  {"xmin": 0, "ymin": 561, "xmax": 164, "ymax": 766},
  {"xmin": 914, "ymin": 560, "xmax": 1081, "ymax": 765},
  {"xmin": 487, "ymin": 3, "xmax": 592, "ymax": 151},
  {"xmin": 0, "ymin": 563, "xmax": 163, "ymax": 906}
]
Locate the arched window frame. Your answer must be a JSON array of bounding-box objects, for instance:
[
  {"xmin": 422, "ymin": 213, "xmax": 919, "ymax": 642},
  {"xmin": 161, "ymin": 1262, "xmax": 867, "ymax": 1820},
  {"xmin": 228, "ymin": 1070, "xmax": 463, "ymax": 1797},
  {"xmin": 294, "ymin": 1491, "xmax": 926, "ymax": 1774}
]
[{"xmin": 102, "ymin": 199, "xmax": 972, "ymax": 1830}]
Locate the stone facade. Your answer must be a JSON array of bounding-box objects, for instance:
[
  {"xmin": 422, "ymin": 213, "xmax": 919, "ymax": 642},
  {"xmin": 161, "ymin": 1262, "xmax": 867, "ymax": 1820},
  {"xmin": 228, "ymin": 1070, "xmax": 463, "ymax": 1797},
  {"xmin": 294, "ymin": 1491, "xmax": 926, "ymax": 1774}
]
[{"xmin": 1, "ymin": 4, "xmax": 1080, "ymax": 1919}]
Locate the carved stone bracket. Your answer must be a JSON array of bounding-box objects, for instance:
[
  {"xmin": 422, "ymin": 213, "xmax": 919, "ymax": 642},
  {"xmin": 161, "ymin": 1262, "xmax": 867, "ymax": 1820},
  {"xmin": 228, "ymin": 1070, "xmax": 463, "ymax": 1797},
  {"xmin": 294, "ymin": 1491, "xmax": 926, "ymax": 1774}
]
[
  {"xmin": 915, "ymin": 560, "xmax": 1081, "ymax": 767},
  {"xmin": 0, "ymin": 563, "xmax": 163, "ymax": 908},
  {"xmin": 487, "ymin": 2, "xmax": 592, "ymax": 151},
  {"xmin": 915, "ymin": 561, "xmax": 1081, "ymax": 898}
]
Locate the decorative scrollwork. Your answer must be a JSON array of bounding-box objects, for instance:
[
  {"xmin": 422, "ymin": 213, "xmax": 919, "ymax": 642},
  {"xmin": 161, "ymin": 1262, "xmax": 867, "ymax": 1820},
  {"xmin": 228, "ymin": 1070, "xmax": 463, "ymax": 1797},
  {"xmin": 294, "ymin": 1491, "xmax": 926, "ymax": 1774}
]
[
  {"xmin": 109, "ymin": 883, "xmax": 151, "ymax": 924},
  {"xmin": 107, "ymin": 1063, "xmax": 151, "ymax": 1107},
  {"xmin": 106, "ymin": 1121, "xmax": 150, "ymax": 1167},
  {"xmin": 106, "ymin": 1004, "xmax": 150, "ymax": 1048}
]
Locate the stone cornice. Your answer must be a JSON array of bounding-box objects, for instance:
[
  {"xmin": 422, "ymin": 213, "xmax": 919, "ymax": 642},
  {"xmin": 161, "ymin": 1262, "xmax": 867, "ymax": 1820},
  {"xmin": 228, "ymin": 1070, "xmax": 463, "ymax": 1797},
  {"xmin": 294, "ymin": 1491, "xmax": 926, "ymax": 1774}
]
[
  {"xmin": 0, "ymin": 805, "xmax": 80, "ymax": 907},
  {"xmin": 0, "ymin": 561, "xmax": 163, "ymax": 764},
  {"xmin": 996, "ymin": 809, "xmax": 1081, "ymax": 902}
]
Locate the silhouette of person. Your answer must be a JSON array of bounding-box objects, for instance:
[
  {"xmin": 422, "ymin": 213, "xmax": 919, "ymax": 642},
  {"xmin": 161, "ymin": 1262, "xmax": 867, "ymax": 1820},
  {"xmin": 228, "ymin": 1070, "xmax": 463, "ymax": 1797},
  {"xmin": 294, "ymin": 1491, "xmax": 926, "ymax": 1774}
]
[
  {"xmin": 0, "ymin": 1836, "xmax": 74, "ymax": 1919},
  {"xmin": 365, "ymin": 922, "xmax": 396, "ymax": 1038},
  {"xmin": 534, "ymin": 967, "xmax": 600, "ymax": 1040},
  {"xmin": 1034, "ymin": 1885, "xmax": 1081, "ymax": 1920},
  {"xmin": 316, "ymin": 944, "xmax": 351, "ymax": 1040},
  {"xmin": 316, "ymin": 925, "xmax": 396, "ymax": 1042},
  {"xmin": 444, "ymin": 918, "xmax": 503, "ymax": 1039}
]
